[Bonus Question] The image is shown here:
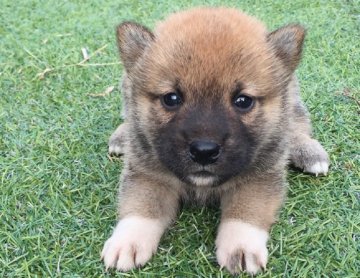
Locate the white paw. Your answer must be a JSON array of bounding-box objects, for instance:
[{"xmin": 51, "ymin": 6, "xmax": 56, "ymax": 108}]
[
  {"xmin": 108, "ymin": 123, "xmax": 127, "ymax": 156},
  {"xmin": 101, "ymin": 216, "xmax": 164, "ymax": 271},
  {"xmin": 108, "ymin": 144, "xmax": 123, "ymax": 156},
  {"xmin": 216, "ymin": 220, "xmax": 269, "ymax": 275},
  {"xmin": 304, "ymin": 161, "xmax": 329, "ymax": 176}
]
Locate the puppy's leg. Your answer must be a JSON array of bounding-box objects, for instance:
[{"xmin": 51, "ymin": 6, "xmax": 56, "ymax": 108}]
[
  {"xmin": 287, "ymin": 78, "xmax": 329, "ymax": 175},
  {"xmin": 216, "ymin": 176, "xmax": 285, "ymax": 274},
  {"xmin": 108, "ymin": 73, "xmax": 132, "ymax": 156},
  {"xmin": 289, "ymin": 99, "xmax": 329, "ymax": 176},
  {"xmin": 101, "ymin": 171, "xmax": 179, "ymax": 271},
  {"xmin": 290, "ymin": 133, "xmax": 329, "ymax": 175},
  {"xmin": 108, "ymin": 123, "xmax": 128, "ymax": 155}
]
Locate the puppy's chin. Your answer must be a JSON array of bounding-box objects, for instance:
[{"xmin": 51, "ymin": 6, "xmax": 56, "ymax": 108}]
[{"xmin": 187, "ymin": 171, "xmax": 219, "ymax": 187}]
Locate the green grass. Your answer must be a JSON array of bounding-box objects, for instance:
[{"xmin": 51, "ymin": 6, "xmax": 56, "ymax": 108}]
[{"xmin": 1, "ymin": 0, "xmax": 359, "ymax": 277}]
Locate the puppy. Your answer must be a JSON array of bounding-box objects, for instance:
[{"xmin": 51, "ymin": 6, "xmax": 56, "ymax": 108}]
[{"xmin": 101, "ymin": 7, "xmax": 329, "ymax": 274}]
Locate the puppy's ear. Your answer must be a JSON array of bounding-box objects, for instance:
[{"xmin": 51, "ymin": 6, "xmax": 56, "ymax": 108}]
[
  {"xmin": 116, "ymin": 22, "xmax": 154, "ymax": 72},
  {"xmin": 267, "ymin": 24, "xmax": 305, "ymax": 72}
]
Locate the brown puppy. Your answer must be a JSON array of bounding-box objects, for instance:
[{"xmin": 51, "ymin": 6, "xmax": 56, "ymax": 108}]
[{"xmin": 101, "ymin": 7, "xmax": 329, "ymax": 274}]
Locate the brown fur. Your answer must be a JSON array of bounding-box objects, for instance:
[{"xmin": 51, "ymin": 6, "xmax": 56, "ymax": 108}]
[{"xmin": 104, "ymin": 7, "xmax": 329, "ymax": 274}]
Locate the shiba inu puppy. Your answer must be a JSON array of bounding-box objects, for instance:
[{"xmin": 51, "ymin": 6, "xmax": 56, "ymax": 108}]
[{"xmin": 101, "ymin": 7, "xmax": 329, "ymax": 274}]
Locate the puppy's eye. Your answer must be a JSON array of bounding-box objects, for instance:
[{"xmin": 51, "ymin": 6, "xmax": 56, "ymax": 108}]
[
  {"xmin": 233, "ymin": 93, "xmax": 254, "ymax": 112},
  {"xmin": 161, "ymin": 92, "xmax": 183, "ymax": 109}
]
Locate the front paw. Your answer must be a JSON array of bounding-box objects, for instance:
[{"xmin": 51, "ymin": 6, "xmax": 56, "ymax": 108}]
[
  {"xmin": 101, "ymin": 216, "xmax": 164, "ymax": 271},
  {"xmin": 108, "ymin": 123, "xmax": 127, "ymax": 156},
  {"xmin": 216, "ymin": 220, "xmax": 269, "ymax": 275},
  {"xmin": 290, "ymin": 138, "xmax": 329, "ymax": 176}
]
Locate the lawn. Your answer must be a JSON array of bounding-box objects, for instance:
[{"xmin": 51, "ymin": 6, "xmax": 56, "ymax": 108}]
[{"xmin": 1, "ymin": 0, "xmax": 359, "ymax": 277}]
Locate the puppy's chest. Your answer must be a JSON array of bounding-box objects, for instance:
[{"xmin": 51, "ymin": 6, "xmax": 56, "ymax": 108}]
[{"xmin": 181, "ymin": 185, "xmax": 223, "ymax": 207}]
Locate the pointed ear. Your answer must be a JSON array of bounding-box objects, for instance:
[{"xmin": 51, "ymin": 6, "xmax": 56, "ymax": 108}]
[
  {"xmin": 116, "ymin": 21, "xmax": 154, "ymax": 72},
  {"xmin": 267, "ymin": 24, "xmax": 306, "ymax": 72}
]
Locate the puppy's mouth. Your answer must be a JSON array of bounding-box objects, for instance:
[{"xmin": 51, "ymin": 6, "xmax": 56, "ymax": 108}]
[{"xmin": 187, "ymin": 170, "xmax": 218, "ymax": 187}]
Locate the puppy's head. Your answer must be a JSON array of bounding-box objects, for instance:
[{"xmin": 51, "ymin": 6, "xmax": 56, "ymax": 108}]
[{"xmin": 116, "ymin": 8, "xmax": 305, "ymax": 186}]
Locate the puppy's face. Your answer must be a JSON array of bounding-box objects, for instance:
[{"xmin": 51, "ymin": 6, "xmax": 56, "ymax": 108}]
[{"xmin": 117, "ymin": 8, "xmax": 305, "ymax": 186}]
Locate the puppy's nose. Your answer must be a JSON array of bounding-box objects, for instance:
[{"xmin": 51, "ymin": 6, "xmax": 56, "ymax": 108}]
[{"xmin": 189, "ymin": 140, "xmax": 220, "ymax": 165}]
